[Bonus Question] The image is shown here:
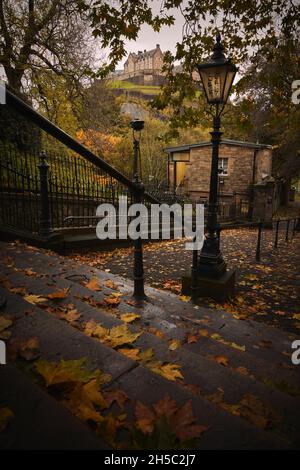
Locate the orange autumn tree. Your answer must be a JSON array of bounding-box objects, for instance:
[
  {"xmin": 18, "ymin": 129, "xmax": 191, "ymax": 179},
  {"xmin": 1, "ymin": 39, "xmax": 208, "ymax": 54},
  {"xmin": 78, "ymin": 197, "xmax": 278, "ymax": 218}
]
[{"xmin": 76, "ymin": 129, "xmax": 122, "ymax": 161}]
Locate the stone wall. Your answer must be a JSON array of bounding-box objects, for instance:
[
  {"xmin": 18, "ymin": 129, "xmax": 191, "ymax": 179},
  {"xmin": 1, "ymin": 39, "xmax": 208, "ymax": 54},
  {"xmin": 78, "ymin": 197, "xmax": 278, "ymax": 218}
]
[{"xmin": 183, "ymin": 144, "xmax": 255, "ymax": 197}]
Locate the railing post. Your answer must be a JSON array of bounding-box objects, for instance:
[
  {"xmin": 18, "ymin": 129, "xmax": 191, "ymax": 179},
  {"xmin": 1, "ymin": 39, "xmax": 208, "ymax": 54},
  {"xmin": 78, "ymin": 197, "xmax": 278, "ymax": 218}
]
[
  {"xmin": 274, "ymin": 220, "xmax": 279, "ymax": 249},
  {"xmin": 191, "ymin": 237, "xmax": 198, "ymax": 301},
  {"xmin": 292, "ymin": 218, "xmax": 296, "ymax": 237},
  {"xmin": 256, "ymin": 221, "xmax": 262, "ymax": 262},
  {"xmin": 38, "ymin": 150, "xmax": 52, "ymax": 237},
  {"xmin": 285, "ymin": 219, "xmax": 290, "ymax": 242}
]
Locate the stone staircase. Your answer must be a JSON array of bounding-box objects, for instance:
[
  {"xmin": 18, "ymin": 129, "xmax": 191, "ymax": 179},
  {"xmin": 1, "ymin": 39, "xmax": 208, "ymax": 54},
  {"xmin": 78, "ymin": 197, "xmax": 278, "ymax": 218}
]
[{"xmin": 0, "ymin": 241, "xmax": 299, "ymax": 450}]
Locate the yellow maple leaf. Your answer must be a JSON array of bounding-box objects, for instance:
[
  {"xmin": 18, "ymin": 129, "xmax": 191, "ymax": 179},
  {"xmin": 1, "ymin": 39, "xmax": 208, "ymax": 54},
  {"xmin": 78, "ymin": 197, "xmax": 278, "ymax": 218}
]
[
  {"xmin": 60, "ymin": 309, "xmax": 82, "ymax": 323},
  {"xmin": 179, "ymin": 295, "xmax": 191, "ymax": 303},
  {"xmin": 104, "ymin": 280, "xmax": 119, "ymax": 290},
  {"xmin": 24, "ymin": 294, "xmax": 47, "ymax": 305},
  {"xmin": 121, "ymin": 313, "xmax": 141, "ymax": 323},
  {"xmin": 84, "ymin": 320, "xmax": 108, "ymax": 339},
  {"xmin": 230, "ymin": 342, "xmax": 246, "ymax": 352},
  {"xmin": 168, "ymin": 339, "xmax": 181, "ymax": 351},
  {"xmin": 35, "ymin": 358, "xmax": 99, "ymax": 387},
  {"xmin": 118, "ymin": 348, "xmax": 140, "ymax": 360},
  {"xmin": 106, "ymin": 324, "xmax": 141, "ymax": 348},
  {"xmin": 158, "ymin": 363, "xmax": 184, "ymax": 382}
]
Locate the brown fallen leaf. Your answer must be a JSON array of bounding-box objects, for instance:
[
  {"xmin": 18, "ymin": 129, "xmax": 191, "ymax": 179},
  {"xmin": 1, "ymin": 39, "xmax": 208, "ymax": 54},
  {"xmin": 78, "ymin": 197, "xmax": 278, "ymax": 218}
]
[
  {"xmin": 213, "ymin": 355, "xmax": 229, "ymax": 367},
  {"xmin": 199, "ymin": 329, "xmax": 209, "ymax": 337},
  {"xmin": 60, "ymin": 309, "xmax": 82, "ymax": 323},
  {"xmin": 103, "ymin": 295, "xmax": 120, "ymax": 307},
  {"xmin": 134, "ymin": 401, "xmax": 155, "ymax": 435},
  {"xmin": 10, "ymin": 286, "xmax": 27, "ymax": 296},
  {"xmin": 171, "ymin": 400, "xmax": 208, "ymax": 442},
  {"xmin": 134, "ymin": 394, "xmax": 207, "ymax": 444},
  {"xmin": 84, "ymin": 320, "xmax": 108, "ymax": 340},
  {"xmin": 47, "ymin": 287, "xmax": 70, "ymax": 300},
  {"xmin": 104, "ymin": 280, "xmax": 119, "ymax": 290},
  {"xmin": 153, "ymin": 394, "xmax": 177, "ymax": 419},
  {"xmin": 187, "ymin": 334, "xmax": 198, "ymax": 344},
  {"xmin": 15, "ymin": 337, "xmax": 40, "ymax": 361},
  {"xmin": 148, "ymin": 327, "xmax": 165, "ymax": 339},
  {"xmin": 236, "ymin": 366, "xmax": 253, "ymax": 378},
  {"xmin": 0, "ymin": 316, "xmax": 13, "ymax": 340},
  {"xmin": 64, "ymin": 378, "xmax": 107, "ymax": 424},
  {"xmin": 118, "ymin": 348, "xmax": 140, "ymax": 361},
  {"xmin": 24, "ymin": 268, "xmax": 37, "ymax": 277},
  {"xmin": 85, "ymin": 278, "xmax": 101, "ymax": 292},
  {"xmin": 103, "ymin": 389, "xmax": 128, "ymax": 411}
]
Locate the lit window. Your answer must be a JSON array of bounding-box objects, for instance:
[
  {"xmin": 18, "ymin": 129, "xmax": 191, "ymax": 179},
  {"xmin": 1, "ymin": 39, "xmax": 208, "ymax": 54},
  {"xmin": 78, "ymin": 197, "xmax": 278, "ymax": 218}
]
[{"xmin": 218, "ymin": 158, "xmax": 228, "ymax": 175}]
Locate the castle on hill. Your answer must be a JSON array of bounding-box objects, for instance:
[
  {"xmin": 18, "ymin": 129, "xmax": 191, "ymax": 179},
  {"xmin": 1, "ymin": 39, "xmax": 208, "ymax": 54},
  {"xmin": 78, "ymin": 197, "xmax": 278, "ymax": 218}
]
[{"xmin": 112, "ymin": 44, "xmax": 166, "ymax": 86}]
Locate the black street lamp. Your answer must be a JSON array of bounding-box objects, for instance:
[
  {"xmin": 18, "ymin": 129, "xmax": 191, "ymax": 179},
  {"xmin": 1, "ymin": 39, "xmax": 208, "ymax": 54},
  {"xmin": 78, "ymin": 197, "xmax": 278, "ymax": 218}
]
[
  {"xmin": 130, "ymin": 118, "xmax": 147, "ymax": 300},
  {"xmin": 191, "ymin": 33, "xmax": 237, "ymax": 300}
]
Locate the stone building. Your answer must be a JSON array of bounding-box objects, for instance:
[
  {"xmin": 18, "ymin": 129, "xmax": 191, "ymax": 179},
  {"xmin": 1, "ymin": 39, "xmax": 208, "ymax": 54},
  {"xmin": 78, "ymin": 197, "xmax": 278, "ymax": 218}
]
[
  {"xmin": 165, "ymin": 139, "xmax": 276, "ymax": 220},
  {"xmin": 115, "ymin": 45, "xmax": 165, "ymax": 85}
]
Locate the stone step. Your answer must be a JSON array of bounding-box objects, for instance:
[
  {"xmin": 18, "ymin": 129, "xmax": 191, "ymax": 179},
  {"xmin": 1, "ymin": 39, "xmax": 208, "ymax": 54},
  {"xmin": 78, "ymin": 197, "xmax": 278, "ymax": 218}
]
[
  {"xmin": 2, "ymin": 242, "xmax": 296, "ymax": 360},
  {"xmin": 1, "ymin": 272, "xmax": 300, "ymax": 447},
  {"xmin": 1, "ymin": 241, "xmax": 300, "ymax": 448},
  {"xmin": 1, "ymin": 263, "xmax": 298, "ymax": 392},
  {"xmin": 0, "ymin": 365, "xmax": 109, "ymax": 450},
  {"xmin": 0, "ymin": 289, "xmax": 289, "ymax": 449},
  {"xmin": 1, "ymin": 249, "xmax": 298, "ymax": 391}
]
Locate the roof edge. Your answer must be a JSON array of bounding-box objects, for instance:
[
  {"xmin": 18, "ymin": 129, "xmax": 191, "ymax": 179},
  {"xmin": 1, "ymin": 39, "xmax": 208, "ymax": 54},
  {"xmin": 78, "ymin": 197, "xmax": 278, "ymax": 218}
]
[{"xmin": 165, "ymin": 139, "xmax": 273, "ymax": 153}]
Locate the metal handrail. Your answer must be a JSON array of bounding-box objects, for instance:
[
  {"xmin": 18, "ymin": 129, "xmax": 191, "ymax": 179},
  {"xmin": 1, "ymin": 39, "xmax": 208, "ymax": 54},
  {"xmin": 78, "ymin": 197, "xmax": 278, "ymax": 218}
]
[{"xmin": 5, "ymin": 88, "xmax": 158, "ymax": 204}]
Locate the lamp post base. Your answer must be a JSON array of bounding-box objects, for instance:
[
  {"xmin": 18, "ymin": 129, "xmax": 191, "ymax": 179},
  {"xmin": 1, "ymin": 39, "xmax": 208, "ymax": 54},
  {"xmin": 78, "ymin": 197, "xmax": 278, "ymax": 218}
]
[
  {"xmin": 197, "ymin": 252, "xmax": 227, "ymax": 279},
  {"xmin": 182, "ymin": 269, "xmax": 236, "ymax": 303}
]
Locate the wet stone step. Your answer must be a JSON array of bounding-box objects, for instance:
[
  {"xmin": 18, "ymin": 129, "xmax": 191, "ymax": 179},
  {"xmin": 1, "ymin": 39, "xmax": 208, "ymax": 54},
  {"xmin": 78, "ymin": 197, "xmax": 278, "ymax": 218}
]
[
  {"xmin": 0, "ymin": 286, "xmax": 135, "ymax": 382},
  {"xmin": 111, "ymin": 365, "xmax": 289, "ymax": 450},
  {"xmin": 1, "ymin": 242, "xmax": 295, "ymax": 359},
  {"xmin": 0, "ymin": 264, "xmax": 298, "ymax": 395},
  {"xmin": 0, "ymin": 365, "xmax": 109, "ymax": 450}
]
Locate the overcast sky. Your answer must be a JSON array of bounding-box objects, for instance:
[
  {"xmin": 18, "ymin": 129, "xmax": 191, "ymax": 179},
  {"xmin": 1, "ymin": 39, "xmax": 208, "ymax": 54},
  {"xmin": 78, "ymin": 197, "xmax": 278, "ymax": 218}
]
[
  {"xmin": 117, "ymin": 23, "xmax": 185, "ymax": 68},
  {"xmin": 116, "ymin": 2, "xmax": 187, "ymax": 68}
]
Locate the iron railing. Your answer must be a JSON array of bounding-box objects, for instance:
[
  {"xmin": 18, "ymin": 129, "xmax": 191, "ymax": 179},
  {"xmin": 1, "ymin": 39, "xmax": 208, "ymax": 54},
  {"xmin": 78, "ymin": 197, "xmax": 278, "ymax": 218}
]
[{"xmin": 0, "ymin": 88, "xmax": 158, "ymax": 235}]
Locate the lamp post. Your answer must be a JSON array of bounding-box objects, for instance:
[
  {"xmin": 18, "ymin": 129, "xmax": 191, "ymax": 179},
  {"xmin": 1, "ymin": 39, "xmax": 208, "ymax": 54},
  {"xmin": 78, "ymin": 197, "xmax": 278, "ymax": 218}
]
[
  {"xmin": 193, "ymin": 33, "xmax": 237, "ymax": 299},
  {"xmin": 130, "ymin": 118, "xmax": 147, "ymax": 300}
]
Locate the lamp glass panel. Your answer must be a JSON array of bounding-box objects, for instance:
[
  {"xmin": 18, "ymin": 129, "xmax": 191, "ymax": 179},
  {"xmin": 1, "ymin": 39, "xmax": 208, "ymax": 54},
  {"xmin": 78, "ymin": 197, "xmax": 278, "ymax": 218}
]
[
  {"xmin": 222, "ymin": 68, "xmax": 236, "ymax": 103},
  {"xmin": 199, "ymin": 66, "xmax": 227, "ymax": 104}
]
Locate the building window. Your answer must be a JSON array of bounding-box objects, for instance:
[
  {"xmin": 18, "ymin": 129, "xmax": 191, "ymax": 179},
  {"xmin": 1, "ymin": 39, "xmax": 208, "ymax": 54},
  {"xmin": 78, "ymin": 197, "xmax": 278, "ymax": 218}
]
[{"xmin": 218, "ymin": 158, "xmax": 228, "ymax": 176}]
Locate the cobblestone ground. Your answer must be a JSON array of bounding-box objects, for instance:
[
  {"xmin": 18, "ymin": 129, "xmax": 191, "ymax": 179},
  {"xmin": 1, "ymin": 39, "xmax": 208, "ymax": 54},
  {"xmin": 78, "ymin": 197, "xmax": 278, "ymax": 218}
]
[{"xmin": 69, "ymin": 226, "xmax": 300, "ymax": 334}]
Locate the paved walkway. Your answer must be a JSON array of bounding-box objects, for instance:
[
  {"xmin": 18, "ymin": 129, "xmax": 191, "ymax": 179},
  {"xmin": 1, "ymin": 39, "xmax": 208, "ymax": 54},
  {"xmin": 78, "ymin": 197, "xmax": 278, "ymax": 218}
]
[
  {"xmin": 0, "ymin": 241, "xmax": 300, "ymax": 449},
  {"xmin": 69, "ymin": 227, "xmax": 300, "ymax": 334}
]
